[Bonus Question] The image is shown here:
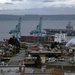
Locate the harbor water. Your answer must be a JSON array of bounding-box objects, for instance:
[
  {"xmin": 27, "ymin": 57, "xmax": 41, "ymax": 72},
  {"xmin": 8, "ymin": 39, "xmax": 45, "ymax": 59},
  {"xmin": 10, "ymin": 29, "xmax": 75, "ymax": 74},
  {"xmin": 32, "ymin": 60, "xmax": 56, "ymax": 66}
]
[{"xmin": 0, "ymin": 20, "xmax": 75, "ymax": 41}]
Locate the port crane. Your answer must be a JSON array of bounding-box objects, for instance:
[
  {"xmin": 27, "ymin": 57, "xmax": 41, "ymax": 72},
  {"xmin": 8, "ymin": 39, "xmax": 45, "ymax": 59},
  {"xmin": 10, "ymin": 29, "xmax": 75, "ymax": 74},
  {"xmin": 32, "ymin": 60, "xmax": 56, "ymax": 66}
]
[
  {"xmin": 30, "ymin": 17, "xmax": 42, "ymax": 36},
  {"xmin": 30, "ymin": 17, "xmax": 43, "ymax": 43},
  {"xmin": 9, "ymin": 17, "xmax": 21, "ymax": 40}
]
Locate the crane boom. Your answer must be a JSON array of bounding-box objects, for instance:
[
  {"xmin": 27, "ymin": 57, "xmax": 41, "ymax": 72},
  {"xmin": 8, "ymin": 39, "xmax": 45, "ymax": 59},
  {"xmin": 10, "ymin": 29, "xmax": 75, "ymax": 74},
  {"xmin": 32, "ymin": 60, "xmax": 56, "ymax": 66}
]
[{"xmin": 30, "ymin": 17, "xmax": 42, "ymax": 36}]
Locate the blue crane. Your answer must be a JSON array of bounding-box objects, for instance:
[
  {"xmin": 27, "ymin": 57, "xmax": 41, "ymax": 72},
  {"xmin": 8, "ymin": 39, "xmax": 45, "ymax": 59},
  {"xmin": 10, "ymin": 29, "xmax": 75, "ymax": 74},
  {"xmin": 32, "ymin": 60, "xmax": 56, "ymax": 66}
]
[
  {"xmin": 9, "ymin": 17, "xmax": 21, "ymax": 40},
  {"xmin": 30, "ymin": 17, "xmax": 43, "ymax": 44},
  {"xmin": 30, "ymin": 17, "xmax": 42, "ymax": 36}
]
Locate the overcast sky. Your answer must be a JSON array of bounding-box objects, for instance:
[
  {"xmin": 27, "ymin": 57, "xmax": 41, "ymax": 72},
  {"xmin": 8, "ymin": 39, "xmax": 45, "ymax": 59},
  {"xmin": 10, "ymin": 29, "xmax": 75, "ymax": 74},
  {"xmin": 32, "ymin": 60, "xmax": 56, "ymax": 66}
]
[{"xmin": 0, "ymin": 0, "xmax": 75, "ymax": 15}]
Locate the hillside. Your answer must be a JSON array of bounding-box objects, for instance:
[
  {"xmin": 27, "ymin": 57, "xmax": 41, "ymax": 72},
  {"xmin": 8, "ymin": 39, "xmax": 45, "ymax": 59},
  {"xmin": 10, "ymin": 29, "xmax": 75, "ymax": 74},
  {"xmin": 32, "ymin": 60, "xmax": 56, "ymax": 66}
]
[{"xmin": 0, "ymin": 14, "xmax": 75, "ymax": 20}]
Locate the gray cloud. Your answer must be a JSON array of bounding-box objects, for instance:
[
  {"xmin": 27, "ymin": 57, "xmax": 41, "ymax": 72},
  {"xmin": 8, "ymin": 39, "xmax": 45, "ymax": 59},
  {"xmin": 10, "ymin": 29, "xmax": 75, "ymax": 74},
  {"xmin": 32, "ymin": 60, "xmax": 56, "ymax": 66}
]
[
  {"xmin": 43, "ymin": 0, "xmax": 66, "ymax": 2},
  {"xmin": 27, "ymin": 0, "xmax": 43, "ymax": 2},
  {"xmin": 0, "ymin": 0, "xmax": 75, "ymax": 13},
  {"xmin": 4, "ymin": 2, "xmax": 14, "ymax": 5},
  {"xmin": 28, "ymin": 0, "xmax": 55, "ymax": 2},
  {"xmin": 43, "ymin": 0, "xmax": 55, "ymax": 2},
  {"xmin": 0, "ymin": 6, "xmax": 75, "ymax": 15},
  {"xmin": 11, "ymin": 0, "xmax": 23, "ymax": 1}
]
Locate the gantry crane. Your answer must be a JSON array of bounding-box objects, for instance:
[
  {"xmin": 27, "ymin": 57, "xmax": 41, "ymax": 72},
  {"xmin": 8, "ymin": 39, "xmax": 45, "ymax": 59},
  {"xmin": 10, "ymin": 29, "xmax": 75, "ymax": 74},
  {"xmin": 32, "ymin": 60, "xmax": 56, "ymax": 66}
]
[
  {"xmin": 9, "ymin": 17, "xmax": 21, "ymax": 40},
  {"xmin": 30, "ymin": 17, "xmax": 43, "ymax": 43},
  {"xmin": 30, "ymin": 17, "xmax": 42, "ymax": 36}
]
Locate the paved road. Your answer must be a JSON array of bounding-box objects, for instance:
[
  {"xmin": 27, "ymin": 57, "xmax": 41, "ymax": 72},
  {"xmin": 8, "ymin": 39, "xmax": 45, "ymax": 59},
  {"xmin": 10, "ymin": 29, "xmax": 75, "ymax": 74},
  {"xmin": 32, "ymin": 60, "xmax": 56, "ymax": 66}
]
[{"xmin": 8, "ymin": 50, "xmax": 25, "ymax": 65}]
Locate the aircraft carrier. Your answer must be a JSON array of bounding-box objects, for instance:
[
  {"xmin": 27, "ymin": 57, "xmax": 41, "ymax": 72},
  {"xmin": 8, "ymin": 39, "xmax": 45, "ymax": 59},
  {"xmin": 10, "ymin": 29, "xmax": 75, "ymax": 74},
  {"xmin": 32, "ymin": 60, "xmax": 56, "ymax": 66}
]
[{"xmin": 44, "ymin": 21, "xmax": 75, "ymax": 36}]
